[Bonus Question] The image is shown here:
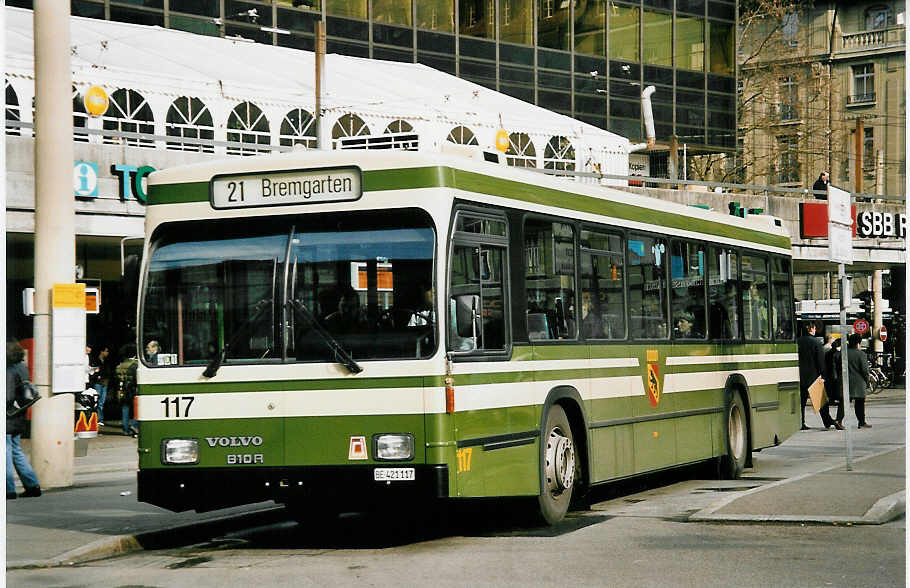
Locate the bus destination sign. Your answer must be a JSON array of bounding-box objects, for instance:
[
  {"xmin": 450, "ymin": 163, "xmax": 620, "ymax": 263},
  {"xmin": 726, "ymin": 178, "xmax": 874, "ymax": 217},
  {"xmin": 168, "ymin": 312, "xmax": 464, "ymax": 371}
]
[{"xmin": 211, "ymin": 166, "xmax": 362, "ymax": 209}]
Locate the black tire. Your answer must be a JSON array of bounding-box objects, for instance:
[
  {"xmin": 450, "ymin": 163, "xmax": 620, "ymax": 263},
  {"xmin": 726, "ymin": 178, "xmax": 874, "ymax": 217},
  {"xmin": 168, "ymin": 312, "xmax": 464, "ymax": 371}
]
[
  {"xmin": 719, "ymin": 391, "xmax": 748, "ymax": 480},
  {"xmin": 536, "ymin": 405, "xmax": 577, "ymax": 525}
]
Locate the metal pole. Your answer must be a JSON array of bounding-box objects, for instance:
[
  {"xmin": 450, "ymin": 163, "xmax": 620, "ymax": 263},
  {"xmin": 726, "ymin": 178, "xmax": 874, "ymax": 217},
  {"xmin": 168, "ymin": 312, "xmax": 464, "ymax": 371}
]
[
  {"xmin": 854, "ymin": 118, "xmax": 863, "ymax": 193},
  {"xmin": 314, "ymin": 20, "xmax": 326, "ymax": 150},
  {"xmin": 839, "ymin": 265, "xmax": 853, "ymax": 470},
  {"xmin": 32, "ymin": 0, "xmax": 76, "ymax": 487}
]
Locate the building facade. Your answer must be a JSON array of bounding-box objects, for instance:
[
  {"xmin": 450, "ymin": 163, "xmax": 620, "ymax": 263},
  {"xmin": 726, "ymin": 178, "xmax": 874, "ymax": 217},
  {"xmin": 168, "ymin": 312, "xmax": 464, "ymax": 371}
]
[
  {"xmin": 7, "ymin": 0, "xmax": 738, "ymax": 155},
  {"xmin": 738, "ymin": 0, "xmax": 905, "ymax": 197}
]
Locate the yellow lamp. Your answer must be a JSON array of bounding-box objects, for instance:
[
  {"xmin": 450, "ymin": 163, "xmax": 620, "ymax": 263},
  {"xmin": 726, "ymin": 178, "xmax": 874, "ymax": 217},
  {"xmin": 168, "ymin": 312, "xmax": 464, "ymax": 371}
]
[{"xmin": 494, "ymin": 128, "xmax": 509, "ymax": 152}]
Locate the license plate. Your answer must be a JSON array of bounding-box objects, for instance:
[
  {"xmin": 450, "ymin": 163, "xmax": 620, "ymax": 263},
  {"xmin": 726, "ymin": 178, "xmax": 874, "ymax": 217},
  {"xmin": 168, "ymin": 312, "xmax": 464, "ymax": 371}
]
[{"xmin": 373, "ymin": 467, "xmax": 415, "ymax": 482}]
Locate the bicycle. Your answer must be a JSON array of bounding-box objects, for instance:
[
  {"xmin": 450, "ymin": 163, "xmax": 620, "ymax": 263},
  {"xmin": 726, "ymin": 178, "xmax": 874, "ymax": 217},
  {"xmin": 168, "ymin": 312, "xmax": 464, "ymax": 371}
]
[{"xmin": 866, "ymin": 351, "xmax": 893, "ymax": 394}]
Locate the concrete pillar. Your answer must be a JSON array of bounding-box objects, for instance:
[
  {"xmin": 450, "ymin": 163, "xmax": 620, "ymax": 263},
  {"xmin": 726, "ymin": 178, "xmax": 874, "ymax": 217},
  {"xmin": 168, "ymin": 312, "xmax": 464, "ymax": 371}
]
[
  {"xmin": 31, "ymin": 1, "xmax": 76, "ymax": 488},
  {"xmin": 873, "ymin": 270, "xmax": 884, "ymax": 353}
]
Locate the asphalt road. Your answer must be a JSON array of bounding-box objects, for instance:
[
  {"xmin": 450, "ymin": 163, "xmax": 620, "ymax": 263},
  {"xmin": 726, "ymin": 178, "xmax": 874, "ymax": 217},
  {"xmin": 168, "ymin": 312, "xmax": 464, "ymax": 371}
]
[{"xmin": 8, "ymin": 396, "xmax": 906, "ymax": 588}]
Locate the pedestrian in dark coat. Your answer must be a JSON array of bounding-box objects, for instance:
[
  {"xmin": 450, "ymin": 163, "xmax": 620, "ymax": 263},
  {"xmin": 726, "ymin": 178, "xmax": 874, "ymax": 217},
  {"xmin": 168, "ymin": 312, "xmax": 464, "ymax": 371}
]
[
  {"xmin": 846, "ymin": 333, "xmax": 871, "ymax": 428},
  {"xmin": 821, "ymin": 338, "xmax": 845, "ymax": 429},
  {"xmin": 812, "ymin": 171, "xmax": 829, "ymax": 199},
  {"xmin": 6, "ymin": 341, "xmax": 41, "ymax": 499},
  {"xmin": 797, "ymin": 322, "xmax": 824, "ymax": 429}
]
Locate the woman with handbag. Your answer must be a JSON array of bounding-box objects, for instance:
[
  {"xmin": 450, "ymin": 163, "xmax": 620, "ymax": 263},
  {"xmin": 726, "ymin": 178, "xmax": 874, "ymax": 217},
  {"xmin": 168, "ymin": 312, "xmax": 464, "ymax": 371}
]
[{"xmin": 6, "ymin": 340, "xmax": 41, "ymax": 499}]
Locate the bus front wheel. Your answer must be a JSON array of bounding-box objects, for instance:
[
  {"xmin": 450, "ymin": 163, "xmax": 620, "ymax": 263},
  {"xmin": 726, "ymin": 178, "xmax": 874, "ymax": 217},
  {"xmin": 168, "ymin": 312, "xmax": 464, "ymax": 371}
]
[
  {"xmin": 719, "ymin": 391, "xmax": 748, "ymax": 479},
  {"xmin": 537, "ymin": 404, "xmax": 576, "ymax": 525}
]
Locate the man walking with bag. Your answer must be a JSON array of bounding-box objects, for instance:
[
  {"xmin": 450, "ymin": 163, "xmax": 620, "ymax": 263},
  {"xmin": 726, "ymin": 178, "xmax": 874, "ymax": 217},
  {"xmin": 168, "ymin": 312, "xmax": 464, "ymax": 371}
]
[
  {"xmin": 797, "ymin": 322, "xmax": 825, "ymax": 430},
  {"xmin": 6, "ymin": 340, "xmax": 41, "ymax": 499}
]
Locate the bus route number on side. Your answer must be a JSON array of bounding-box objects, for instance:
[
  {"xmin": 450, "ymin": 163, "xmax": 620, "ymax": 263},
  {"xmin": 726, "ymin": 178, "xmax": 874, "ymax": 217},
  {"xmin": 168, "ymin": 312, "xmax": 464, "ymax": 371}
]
[{"xmin": 160, "ymin": 396, "xmax": 195, "ymax": 418}]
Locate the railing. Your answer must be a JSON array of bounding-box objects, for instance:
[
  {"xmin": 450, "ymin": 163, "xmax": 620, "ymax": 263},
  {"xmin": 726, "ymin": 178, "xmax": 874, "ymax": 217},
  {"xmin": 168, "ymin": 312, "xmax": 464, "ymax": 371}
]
[
  {"xmin": 847, "ymin": 93, "xmax": 876, "ymax": 105},
  {"xmin": 841, "ymin": 26, "xmax": 905, "ymax": 52}
]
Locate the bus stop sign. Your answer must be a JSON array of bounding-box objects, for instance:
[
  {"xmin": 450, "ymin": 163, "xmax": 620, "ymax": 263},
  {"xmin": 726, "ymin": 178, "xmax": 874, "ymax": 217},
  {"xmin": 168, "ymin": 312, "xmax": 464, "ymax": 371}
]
[
  {"xmin": 879, "ymin": 325, "xmax": 887, "ymax": 342},
  {"xmin": 853, "ymin": 319, "xmax": 870, "ymax": 335}
]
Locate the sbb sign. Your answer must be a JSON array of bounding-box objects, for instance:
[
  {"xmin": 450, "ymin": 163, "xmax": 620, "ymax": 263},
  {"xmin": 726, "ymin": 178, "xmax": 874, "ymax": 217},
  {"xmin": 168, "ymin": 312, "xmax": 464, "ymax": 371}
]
[{"xmin": 857, "ymin": 211, "xmax": 906, "ymax": 239}]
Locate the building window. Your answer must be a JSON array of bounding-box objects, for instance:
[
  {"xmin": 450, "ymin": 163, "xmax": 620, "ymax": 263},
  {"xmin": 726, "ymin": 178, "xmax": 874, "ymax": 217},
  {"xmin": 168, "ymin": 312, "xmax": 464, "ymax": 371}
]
[
  {"xmin": 543, "ymin": 136, "xmax": 576, "ymax": 171},
  {"xmin": 501, "ymin": 0, "xmax": 533, "ymax": 46},
  {"xmin": 777, "ymin": 76, "xmax": 797, "ymax": 120},
  {"xmin": 226, "ymin": 101, "xmax": 271, "ymax": 156},
  {"xmin": 782, "ymin": 12, "xmax": 798, "ymax": 46},
  {"xmin": 166, "ymin": 96, "xmax": 214, "ymax": 153},
  {"xmin": 538, "ymin": 0, "xmax": 570, "ymax": 51},
  {"xmin": 447, "ymin": 125, "xmax": 479, "ymax": 145},
  {"xmin": 373, "ymin": 0, "xmax": 412, "ymax": 26},
  {"xmin": 332, "ymin": 113, "xmax": 371, "ymax": 148},
  {"xmin": 417, "ymin": 0, "xmax": 454, "ymax": 32},
  {"xmin": 6, "ymin": 79, "xmax": 20, "ymax": 136},
  {"xmin": 863, "ymin": 127, "xmax": 875, "ymax": 176},
  {"xmin": 865, "ymin": 6, "xmax": 892, "ymax": 29},
  {"xmin": 609, "ymin": 3, "xmax": 640, "ymax": 63},
  {"xmin": 103, "ymin": 89, "xmax": 154, "ymax": 148},
  {"xmin": 327, "ymin": 0, "xmax": 367, "ymax": 19},
  {"xmin": 708, "ymin": 21, "xmax": 734, "ymax": 75},
  {"xmin": 851, "ymin": 64, "xmax": 875, "ymax": 103},
  {"xmin": 675, "ymin": 16, "xmax": 704, "ymax": 72},
  {"xmin": 642, "ymin": 10, "xmax": 672, "ymax": 67},
  {"xmin": 574, "ymin": 0, "xmax": 605, "ymax": 55},
  {"xmin": 775, "ymin": 135, "xmax": 800, "ymax": 184},
  {"xmin": 279, "ymin": 108, "xmax": 317, "ymax": 149},
  {"xmin": 506, "ymin": 132, "xmax": 537, "ymax": 167},
  {"xmin": 460, "ymin": 0, "xmax": 495, "ymax": 39}
]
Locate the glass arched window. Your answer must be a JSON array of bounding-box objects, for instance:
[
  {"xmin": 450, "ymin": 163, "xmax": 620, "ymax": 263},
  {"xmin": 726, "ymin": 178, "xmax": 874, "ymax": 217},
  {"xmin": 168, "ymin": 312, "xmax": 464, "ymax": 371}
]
[
  {"xmin": 544, "ymin": 136, "xmax": 576, "ymax": 171},
  {"xmin": 385, "ymin": 119, "xmax": 413, "ymax": 134},
  {"xmin": 332, "ymin": 113, "xmax": 371, "ymax": 149},
  {"xmin": 279, "ymin": 108, "xmax": 316, "ymax": 148},
  {"xmin": 865, "ymin": 6, "xmax": 892, "ymax": 29},
  {"xmin": 227, "ymin": 101, "xmax": 270, "ymax": 156},
  {"xmin": 447, "ymin": 125, "xmax": 479, "ymax": 145},
  {"xmin": 166, "ymin": 97, "xmax": 214, "ymax": 153},
  {"xmin": 72, "ymin": 86, "xmax": 88, "ymax": 143},
  {"xmin": 506, "ymin": 132, "xmax": 536, "ymax": 167},
  {"xmin": 103, "ymin": 89, "xmax": 154, "ymax": 147},
  {"xmin": 6, "ymin": 79, "xmax": 20, "ymax": 136},
  {"xmin": 383, "ymin": 119, "xmax": 418, "ymax": 150}
]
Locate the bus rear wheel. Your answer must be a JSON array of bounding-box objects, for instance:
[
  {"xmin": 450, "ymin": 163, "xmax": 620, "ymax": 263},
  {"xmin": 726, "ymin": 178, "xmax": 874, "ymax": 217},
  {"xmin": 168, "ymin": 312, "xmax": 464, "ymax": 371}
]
[
  {"xmin": 537, "ymin": 405, "xmax": 576, "ymax": 525},
  {"xmin": 719, "ymin": 391, "xmax": 748, "ymax": 479}
]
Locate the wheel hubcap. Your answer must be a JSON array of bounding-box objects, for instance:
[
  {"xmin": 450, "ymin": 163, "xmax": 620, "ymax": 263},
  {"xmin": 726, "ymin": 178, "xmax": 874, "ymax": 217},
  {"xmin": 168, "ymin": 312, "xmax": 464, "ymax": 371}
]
[
  {"xmin": 545, "ymin": 427, "xmax": 575, "ymax": 495},
  {"xmin": 728, "ymin": 404, "xmax": 744, "ymax": 460}
]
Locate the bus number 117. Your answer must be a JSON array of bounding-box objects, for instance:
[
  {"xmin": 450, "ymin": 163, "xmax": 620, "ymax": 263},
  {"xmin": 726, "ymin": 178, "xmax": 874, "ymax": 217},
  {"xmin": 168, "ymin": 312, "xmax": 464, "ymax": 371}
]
[{"xmin": 160, "ymin": 396, "xmax": 195, "ymax": 418}]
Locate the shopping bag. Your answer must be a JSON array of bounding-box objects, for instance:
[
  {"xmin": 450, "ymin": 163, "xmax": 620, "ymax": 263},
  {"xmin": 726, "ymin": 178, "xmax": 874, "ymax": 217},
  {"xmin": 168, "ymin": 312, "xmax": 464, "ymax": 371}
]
[{"xmin": 808, "ymin": 376, "xmax": 827, "ymax": 413}]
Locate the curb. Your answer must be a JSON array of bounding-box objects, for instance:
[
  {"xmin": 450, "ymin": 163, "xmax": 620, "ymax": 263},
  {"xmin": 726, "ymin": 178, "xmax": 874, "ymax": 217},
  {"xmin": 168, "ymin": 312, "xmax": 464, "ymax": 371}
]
[
  {"xmin": 7, "ymin": 505, "xmax": 288, "ymax": 570},
  {"xmin": 689, "ymin": 448, "xmax": 906, "ymax": 525}
]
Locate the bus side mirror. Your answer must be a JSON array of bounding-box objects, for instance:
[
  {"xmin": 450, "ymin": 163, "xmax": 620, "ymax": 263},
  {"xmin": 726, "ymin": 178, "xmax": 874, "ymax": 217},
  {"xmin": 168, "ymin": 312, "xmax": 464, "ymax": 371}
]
[{"xmin": 453, "ymin": 294, "xmax": 480, "ymax": 339}]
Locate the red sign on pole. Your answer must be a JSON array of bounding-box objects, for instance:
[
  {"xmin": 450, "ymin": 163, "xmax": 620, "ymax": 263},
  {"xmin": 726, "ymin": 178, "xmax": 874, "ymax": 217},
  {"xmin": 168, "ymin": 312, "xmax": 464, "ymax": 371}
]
[
  {"xmin": 853, "ymin": 319, "xmax": 870, "ymax": 335},
  {"xmin": 879, "ymin": 326, "xmax": 888, "ymax": 342}
]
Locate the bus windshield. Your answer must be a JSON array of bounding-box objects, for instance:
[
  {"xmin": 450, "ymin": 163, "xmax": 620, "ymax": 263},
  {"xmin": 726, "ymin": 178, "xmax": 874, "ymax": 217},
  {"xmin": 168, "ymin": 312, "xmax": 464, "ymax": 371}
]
[{"xmin": 140, "ymin": 209, "xmax": 437, "ymax": 367}]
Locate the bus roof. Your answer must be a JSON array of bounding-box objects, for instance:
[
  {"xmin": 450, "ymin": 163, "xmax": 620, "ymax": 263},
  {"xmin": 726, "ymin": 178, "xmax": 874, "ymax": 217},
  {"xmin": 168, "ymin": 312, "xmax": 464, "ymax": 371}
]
[{"xmin": 148, "ymin": 150, "xmax": 792, "ymax": 252}]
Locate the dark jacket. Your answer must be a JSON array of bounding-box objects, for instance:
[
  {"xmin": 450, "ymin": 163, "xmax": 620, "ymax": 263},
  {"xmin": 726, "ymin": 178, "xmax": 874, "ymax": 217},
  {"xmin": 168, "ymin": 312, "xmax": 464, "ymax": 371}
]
[
  {"xmin": 115, "ymin": 357, "xmax": 138, "ymax": 407},
  {"xmin": 847, "ymin": 347, "xmax": 869, "ymax": 399},
  {"xmin": 824, "ymin": 346, "xmax": 842, "ymax": 399},
  {"xmin": 797, "ymin": 334, "xmax": 825, "ymax": 388},
  {"xmin": 7, "ymin": 360, "xmax": 30, "ymax": 436},
  {"xmin": 812, "ymin": 178, "xmax": 828, "ymax": 197}
]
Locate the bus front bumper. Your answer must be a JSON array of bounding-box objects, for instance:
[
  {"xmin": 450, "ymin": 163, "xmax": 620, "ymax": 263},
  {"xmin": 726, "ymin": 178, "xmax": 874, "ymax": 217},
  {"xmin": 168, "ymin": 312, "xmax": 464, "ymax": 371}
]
[{"xmin": 138, "ymin": 464, "xmax": 450, "ymax": 513}]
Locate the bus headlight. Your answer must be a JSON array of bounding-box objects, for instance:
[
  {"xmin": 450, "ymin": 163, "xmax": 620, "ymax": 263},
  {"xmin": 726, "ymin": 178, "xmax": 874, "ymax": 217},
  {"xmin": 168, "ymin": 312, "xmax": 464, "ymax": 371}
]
[
  {"xmin": 373, "ymin": 434, "xmax": 414, "ymax": 461},
  {"xmin": 162, "ymin": 438, "xmax": 199, "ymax": 464}
]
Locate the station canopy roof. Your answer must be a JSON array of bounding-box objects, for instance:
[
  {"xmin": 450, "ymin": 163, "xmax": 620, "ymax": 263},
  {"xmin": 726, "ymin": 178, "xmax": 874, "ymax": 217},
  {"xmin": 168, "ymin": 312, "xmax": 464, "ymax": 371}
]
[{"xmin": 5, "ymin": 6, "xmax": 628, "ymax": 157}]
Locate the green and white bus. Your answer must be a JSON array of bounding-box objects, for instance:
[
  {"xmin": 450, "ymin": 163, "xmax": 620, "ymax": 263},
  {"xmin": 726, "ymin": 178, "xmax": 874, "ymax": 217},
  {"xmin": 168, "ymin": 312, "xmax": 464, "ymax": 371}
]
[{"xmin": 136, "ymin": 149, "xmax": 799, "ymax": 524}]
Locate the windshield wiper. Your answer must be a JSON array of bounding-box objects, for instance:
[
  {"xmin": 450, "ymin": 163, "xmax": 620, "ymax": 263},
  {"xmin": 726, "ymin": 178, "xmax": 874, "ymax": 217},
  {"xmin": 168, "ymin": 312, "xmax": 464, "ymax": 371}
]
[
  {"xmin": 287, "ymin": 298, "xmax": 363, "ymax": 375},
  {"xmin": 203, "ymin": 298, "xmax": 272, "ymax": 378}
]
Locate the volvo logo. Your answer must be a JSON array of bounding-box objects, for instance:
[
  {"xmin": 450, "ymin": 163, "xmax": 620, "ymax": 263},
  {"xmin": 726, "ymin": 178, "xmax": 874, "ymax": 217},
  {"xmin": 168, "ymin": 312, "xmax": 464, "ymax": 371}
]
[{"xmin": 205, "ymin": 435, "xmax": 263, "ymax": 448}]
